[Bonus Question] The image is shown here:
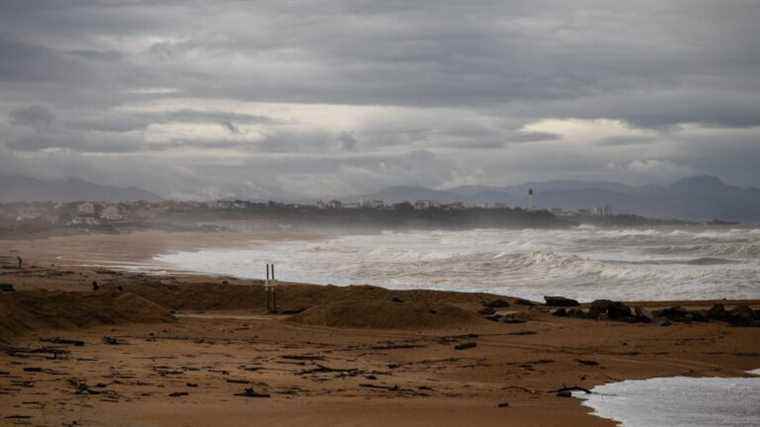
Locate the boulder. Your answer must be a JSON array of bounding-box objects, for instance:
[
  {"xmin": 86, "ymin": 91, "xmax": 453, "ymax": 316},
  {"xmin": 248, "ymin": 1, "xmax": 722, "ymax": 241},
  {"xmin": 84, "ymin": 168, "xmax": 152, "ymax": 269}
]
[
  {"xmin": 544, "ymin": 296, "xmax": 580, "ymax": 307},
  {"xmin": 654, "ymin": 306, "xmax": 690, "ymax": 322},
  {"xmin": 589, "ymin": 300, "xmax": 632, "ymax": 321},
  {"xmin": 634, "ymin": 306, "xmax": 654, "ymax": 323},
  {"xmin": 706, "ymin": 304, "xmax": 729, "ymax": 321},
  {"xmin": 686, "ymin": 311, "xmax": 707, "ymax": 322},
  {"xmin": 566, "ymin": 308, "xmax": 587, "ymax": 319},
  {"xmin": 552, "ymin": 308, "xmax": 568, "ymax": 317},
  {"xmin": 728, "ymin": 305, "xmax": 757, "ymax": 326}
]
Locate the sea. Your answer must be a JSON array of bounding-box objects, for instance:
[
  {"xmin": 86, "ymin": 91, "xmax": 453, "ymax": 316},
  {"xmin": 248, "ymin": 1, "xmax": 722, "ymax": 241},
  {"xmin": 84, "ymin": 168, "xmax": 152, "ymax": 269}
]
[{"xmin": 156, "ymin": 225, "xmax": 760, "ymax": 302}]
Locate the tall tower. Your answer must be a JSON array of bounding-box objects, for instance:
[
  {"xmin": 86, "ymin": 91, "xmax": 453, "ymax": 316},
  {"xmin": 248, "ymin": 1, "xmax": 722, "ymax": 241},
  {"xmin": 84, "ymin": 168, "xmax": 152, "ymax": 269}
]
[{"xmin": 528, "ymin": 188, "xmax": 534, "ymax": 210}]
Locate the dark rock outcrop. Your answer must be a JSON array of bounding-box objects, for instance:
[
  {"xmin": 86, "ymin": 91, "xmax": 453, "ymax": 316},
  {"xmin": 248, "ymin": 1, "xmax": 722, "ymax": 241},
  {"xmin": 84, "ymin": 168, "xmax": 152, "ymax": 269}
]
[
  {"xmin": 589, "ymin": 300, "xmax": 633, "ymax": 321},
  {"xmin": 728, "ymin": 304, "xmax": 758, "ymax": 326},
  {"xmin": 544, "ymin": 296, "xmax": 580, "ymax": 307},
  {"xmin": 653, "ymin": 306, "xmax": 690, "ymax": 322}
]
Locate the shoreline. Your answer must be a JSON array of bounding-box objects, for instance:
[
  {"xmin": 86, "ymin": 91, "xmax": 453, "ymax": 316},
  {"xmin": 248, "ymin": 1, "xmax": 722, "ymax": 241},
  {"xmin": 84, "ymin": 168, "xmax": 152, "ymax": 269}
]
[{"xmin": 1, "ymin": 231, "xmax": 759, "ymax": 426}]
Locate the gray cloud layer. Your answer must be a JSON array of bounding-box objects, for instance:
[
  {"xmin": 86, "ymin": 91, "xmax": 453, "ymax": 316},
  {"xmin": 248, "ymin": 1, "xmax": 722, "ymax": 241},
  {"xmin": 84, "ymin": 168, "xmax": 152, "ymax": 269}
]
[{"xmin": 1, "ymin": 1, "xmax": 759, "ymax": 199}]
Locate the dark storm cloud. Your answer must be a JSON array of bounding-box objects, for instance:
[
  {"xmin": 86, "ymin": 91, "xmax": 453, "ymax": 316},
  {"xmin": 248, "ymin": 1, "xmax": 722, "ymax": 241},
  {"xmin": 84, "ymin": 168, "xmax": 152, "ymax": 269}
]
[
  {"xmin": 0, "ymin": 35, "xmax": 91, "ymax": 83},
  {"xmin": 9, "ymin": 105, "xmax": 55, "ymax": 129},
  {"xmin": 1, "ymin": 0, "xmax": 759, "ymax": 198}
]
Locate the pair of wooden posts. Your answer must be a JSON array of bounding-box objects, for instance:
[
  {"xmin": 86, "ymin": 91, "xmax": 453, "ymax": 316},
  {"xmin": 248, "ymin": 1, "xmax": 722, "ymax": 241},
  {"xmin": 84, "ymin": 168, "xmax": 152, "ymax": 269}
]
[{"xmin": 265, "ymin": 263, "xmax": 277, "ymax": 313}]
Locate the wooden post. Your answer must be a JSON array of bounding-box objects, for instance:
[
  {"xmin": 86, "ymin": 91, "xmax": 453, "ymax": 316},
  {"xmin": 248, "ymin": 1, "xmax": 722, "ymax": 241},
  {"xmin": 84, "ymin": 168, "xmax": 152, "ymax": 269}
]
[
  {"xmin": 271, "ymin": 263, "xmax": 277, "ymax": 313},
  {"xmin": 265, "ymin": 263, "xmax": 272, "ymax": 313}
]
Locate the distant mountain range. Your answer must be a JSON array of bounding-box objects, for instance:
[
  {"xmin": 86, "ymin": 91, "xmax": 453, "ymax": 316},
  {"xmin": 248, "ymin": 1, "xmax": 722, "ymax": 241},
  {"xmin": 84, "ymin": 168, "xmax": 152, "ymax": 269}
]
[
  {"xmin": 0, "ymin": 175, "xmax": 161, "ymax": 203},
  {"xmin": 352, "ymin": 176, "xmax": 760, "ymax": 222}
]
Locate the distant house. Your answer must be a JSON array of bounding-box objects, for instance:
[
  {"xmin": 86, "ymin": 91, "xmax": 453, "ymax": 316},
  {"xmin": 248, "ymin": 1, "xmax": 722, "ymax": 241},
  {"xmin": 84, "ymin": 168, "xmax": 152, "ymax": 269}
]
[
  {"xmin": 442, "ymin": 202, "xmax": 465, "ymax": 210},
  {"xmin": 414, "ymin": 200, "xmax": 437, "ymax": 209},
  {"xmin": 100, "ymin": 205, "xmax": 123, "ymax": 221},
  {"xmin": 361, "ymin": 199, "xmax": 385, "ymax": 209},
  {"xmin": 326, "ymin": 200, "xmax": 343, "ymax": 209},
  {"xmin": 77, "ymin": 202, "xmax": 96, "ymax": 216}
]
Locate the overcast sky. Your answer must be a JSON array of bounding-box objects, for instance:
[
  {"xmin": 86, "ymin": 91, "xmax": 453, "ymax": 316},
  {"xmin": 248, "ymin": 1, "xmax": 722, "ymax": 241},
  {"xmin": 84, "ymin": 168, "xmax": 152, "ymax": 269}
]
[{"xmin": 1, "ymin": 1, "xmax": 759, "ymax": 199}]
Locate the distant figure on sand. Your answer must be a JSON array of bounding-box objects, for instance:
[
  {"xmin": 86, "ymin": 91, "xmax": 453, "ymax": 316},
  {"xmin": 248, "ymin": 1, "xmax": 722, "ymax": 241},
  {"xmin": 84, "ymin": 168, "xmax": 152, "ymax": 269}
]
[{"xmin": 16, "ymin": 256, "xmax": 23, "ymax": 269}]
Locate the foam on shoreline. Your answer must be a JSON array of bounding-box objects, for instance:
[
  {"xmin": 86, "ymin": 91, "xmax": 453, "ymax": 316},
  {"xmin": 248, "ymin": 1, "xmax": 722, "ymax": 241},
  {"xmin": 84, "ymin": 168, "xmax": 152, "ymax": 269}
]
[{"xmin": 578, "ymin": 372, "xmax": 760, "ymax": 427}]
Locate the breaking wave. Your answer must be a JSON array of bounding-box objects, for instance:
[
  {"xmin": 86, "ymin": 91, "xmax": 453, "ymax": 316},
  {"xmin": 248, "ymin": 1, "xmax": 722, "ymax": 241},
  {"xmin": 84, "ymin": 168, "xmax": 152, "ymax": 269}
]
[{"xmin": 156, "ymin": 225, "xmax": 760, "ymax": 302}]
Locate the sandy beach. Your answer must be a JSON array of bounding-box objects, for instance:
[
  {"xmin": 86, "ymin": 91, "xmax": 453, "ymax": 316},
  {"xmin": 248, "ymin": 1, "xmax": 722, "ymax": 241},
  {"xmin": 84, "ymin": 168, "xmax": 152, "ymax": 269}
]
[{"xmin": 1, "ymin": 231, "xmax": 759, "ymax": 426}]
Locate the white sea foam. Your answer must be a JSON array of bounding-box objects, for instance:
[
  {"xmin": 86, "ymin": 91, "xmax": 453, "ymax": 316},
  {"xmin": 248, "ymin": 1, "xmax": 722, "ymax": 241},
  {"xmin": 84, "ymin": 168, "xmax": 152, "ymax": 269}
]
[
  {"xmin": 155, "ymin": 226, "xmax": 760, "ymax": 302},
  {"xmin": 579, "ymin": 374, "xmax": 760, "ymax": 427}
]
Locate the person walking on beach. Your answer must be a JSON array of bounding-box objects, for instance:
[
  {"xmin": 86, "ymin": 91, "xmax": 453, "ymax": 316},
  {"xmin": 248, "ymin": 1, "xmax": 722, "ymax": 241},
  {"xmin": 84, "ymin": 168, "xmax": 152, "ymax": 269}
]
[{"xmin": 16, "ymin": 256, "xmax": 23, "ymax": 269}]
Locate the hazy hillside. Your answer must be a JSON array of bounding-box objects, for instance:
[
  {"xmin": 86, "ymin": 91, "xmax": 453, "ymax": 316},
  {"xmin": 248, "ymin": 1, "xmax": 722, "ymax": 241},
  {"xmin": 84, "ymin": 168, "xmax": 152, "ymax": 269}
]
[
  {"xmin": 0, "ymin": 175, "xmax": 161, "ymax": 203},
  {"xmin": 354, "ymin": 176, "xmax": 760, "ymax": 222}
]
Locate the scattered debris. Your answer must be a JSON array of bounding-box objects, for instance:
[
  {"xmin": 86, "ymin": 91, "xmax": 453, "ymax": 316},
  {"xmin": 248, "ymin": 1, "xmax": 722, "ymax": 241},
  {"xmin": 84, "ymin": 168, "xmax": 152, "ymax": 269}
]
[
  {"xmin": 40, "ymin": 337, "xmax": 85, "ymax": 347},
  {"xmin": 360, "ymin": 383, "xmax": 399, "ymax": 391},
  {"xmin": 234, "ymin": 387, "xmax": 271, "ymax": 398},
  {"xmin": 454, "ymin": 342, "xmax": 477, "ymax": 350},
  {"xmin": 1, "ymin": 344, "xmax": 69, "ymax": 359},
  {"xmin": 500, "ymin": 316, "xmax": 527, "ymax": 324},
  {"xmin": 298, "ymin": 364, "xmax": 363, "ymax": 377},
  {"xmin": 102, "ymin": 336, "xmax": 126, "ymax": 345},
  {"xmin": 169, "ymin": 392, "xmax": 188, "ymax": 397},
  {"xmin": 281, "ymin": 354, "xmax": 325, "ymax": 361},
  {"xmin": 70, "ymin": 379, "xmax": 101, "ymax": 395},
  {"xmin": 497, "ymin": 402, "xmax": 510, "ymax": 408}
]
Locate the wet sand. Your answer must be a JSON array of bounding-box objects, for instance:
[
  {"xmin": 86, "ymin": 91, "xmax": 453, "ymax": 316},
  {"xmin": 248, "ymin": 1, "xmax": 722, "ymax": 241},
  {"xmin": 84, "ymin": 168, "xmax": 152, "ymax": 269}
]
[{"xmin": 1, "ymin": 232, "xmax": 759, "ymax": 426}]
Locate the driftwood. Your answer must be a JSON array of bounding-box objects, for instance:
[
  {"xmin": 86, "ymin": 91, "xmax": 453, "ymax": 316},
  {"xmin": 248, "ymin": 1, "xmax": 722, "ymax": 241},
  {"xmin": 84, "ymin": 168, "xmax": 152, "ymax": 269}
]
[
  {"xmin": 369, "ymin": 343, "xmax": 425, "ymax": 350},
  {"xmin": 359, "ymin": 383, "xmax": 431, "ymax": 396},
  {"xmin": 454, "ymin": 342, "xmax": 477, "ymax": 350},
  {"xmin": 40, "ymin": 337, "xmax": 85, "ymax": 347},
  {"xmin": 235, "ymin": 387, "xmax": 271, "ymax": 398},
  {"xmin": 1, "ymin": 344, "xmax": 69, "ymax": 359},
  {"xmin": 297, "ymin": 364, "xmax": 362, "ymax": 377},
  {"xmin": 281, "ymin": 354, "xmax": 325, "ymax": 361}
]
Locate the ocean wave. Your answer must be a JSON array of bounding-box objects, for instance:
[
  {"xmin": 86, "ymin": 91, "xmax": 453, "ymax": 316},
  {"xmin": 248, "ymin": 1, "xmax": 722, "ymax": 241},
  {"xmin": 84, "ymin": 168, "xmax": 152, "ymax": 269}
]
[{"xmin": 155, "ymin": 226, "xmax": 760, "ymax": 302}]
